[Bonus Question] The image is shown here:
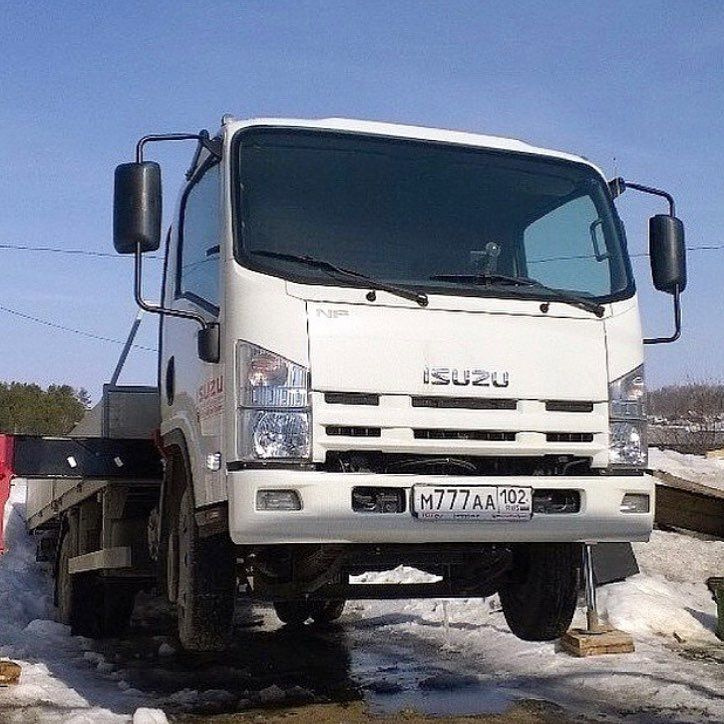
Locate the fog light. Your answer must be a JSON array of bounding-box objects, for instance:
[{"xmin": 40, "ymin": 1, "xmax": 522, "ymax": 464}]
[
  {"xmin": 256, "ymin": 489, "xmax": 302, "ymax": 511},
  {"xmin": 532, "ymin": 489, "xmax": 581, "ymax": 514},
  {"xmin": 620, "ymin": 493, "xmax": 650, "ymax": 513},
  {"xmin": 352, "ymin": 487, "xmax": 406, "ymax": 513}
]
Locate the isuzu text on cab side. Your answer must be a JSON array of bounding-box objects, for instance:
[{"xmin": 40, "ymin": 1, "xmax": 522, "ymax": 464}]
[{"xmin": 15, "ymin": 117, "xmax": 687, "ymax": 650}]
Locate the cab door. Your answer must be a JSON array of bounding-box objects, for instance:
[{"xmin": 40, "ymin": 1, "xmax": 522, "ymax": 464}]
[{"xmin": 160, "ymin": 159, "xmax": 225, "ymax": 507}]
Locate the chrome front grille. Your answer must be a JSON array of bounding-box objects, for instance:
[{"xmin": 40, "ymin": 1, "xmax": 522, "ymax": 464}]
[
  {"xmin": 324, "ymin": 392, "xmax": 380, "ymax": 406},
  {"xmin": 326, "ymin": 425, "xmax": 382, "ymax": 437},
  {"xmin": 312, "ymin": 391, "xmax": 608, "ymax": 465},
  {"xmin": 545, "ymin": 400, "xmax": 595, "ymax": 413},
  {"xmin": 411, "ymin": 396, "xmax": 518, "ymax": 410},
  {"xmin": 414, "ymin": 429, "xmax": 517, "ymax": 442},
  {"xmin": 546, "ymin": 432, "xmax": 595, "ymax": 443}
]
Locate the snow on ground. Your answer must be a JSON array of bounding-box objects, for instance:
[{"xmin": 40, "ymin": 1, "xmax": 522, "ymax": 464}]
[
  {"xmin": 649, "ymin": 447, "xmax": 724, "ymax": 491},
  {"xmin": 351, "ymin": 533, "xmax": 723, "ymax": 721},
  {"xmin": 348, "ymin": 527, "xmax": 723, "ymax": 720},
  {"xmin": 0, "ymin": 480, "xmax": 166, "ymax": 723},
  {"xmin": 0, "ymin": 478, "xmax": 722, "ymax": 722}
]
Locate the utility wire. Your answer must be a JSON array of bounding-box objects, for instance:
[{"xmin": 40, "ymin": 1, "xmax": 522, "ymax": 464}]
[
  {"xmin": 0, "ymin": 242, "xmax": 722, "ymax": 261},
  {"xmin": 632, "ymin": 244, "xmax": 724, "ymax": 256},
  {"xmin": 0, "ymin": 243, "xmax": 161, "ymax": 259},
  {"xmin": 0, "ymin": 241, "xmax": 720, "ymax": 349},
  {"xmin": 0, "ymin": 303, "xmax": 157, "ymax": 352}
]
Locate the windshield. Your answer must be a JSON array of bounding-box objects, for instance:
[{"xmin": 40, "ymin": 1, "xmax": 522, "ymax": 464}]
[{"xmin": 234, "ymin": 129, "xmax": 633, "ymax": 301}]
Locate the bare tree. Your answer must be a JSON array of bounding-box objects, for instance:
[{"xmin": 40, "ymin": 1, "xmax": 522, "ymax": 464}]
[{"xmin": 648, "ymin": 378, "xmax": 724, "ymax": 454}]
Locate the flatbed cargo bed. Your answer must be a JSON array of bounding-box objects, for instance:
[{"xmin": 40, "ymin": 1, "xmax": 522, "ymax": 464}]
[{"xmin": 10, "ymin": 435, "xmax": 162, "ymax": 531}]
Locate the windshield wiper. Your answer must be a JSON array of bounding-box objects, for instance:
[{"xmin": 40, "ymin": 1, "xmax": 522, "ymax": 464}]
[
  {"xmin": 429, "ymin": 273, "xmax": 605, "ymax": 317},
  {"xmin": 431, "ymin": 272, "xmax": 535, "ymax": 287},
  {"xmin": 249, "ymin": 250, "xmax": 429, "ymax": 307}
]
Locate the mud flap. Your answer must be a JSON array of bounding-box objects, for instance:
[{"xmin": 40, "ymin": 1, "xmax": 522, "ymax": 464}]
[{"xmin": 591, "ymin": 543, "xmax": 639, "ymax": 585}]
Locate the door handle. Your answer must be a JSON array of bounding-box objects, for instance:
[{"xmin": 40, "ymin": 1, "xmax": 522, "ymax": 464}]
[{"xmin": 165, "ymin": 356, "xmax": 175, "ymax": 405}]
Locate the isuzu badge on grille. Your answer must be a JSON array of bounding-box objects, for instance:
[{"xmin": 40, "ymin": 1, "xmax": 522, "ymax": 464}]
[{"xmin": 423, "ymin": 367, "xmax": 510, "ymax": 387}]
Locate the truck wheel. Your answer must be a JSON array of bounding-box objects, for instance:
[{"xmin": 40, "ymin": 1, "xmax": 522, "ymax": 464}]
[
  {"xmin": 57, "ymin": 526, "xmax": 136, "ymax": 638},
  {"xmin": 56, "ymin": 525, "xmax": 78, "ymax": 627},
  {"xmin": 82, "ymin": 579, "xmax": 137, "ymax": 638},
  {"xmin": 176, "ymin": 486, "xmax": 236, "ymax": 651},
  {"xmin": 499, "ymin": 543, "xmax": 579, "ymax": 641},
  {"xmin": 165, "ymin": 527, "xmax": 179, "ymax": 603},
  {"xmin": 273, "ymin": 600, "xmax": 312, "ymax": 626},
  {"xmin": 310, "ymin": 599, "xmax": 346, "ymax": 624}
]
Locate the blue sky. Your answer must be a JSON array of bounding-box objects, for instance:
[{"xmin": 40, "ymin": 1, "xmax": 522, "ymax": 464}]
[{"xmin": 1, "ymin": 0, "xmax": 722, "ymax": 401}]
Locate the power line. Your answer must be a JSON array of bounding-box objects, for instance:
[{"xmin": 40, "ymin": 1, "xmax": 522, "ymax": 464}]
[
  {"xmin": 0, "ymin": 242, "xmax": 722, "ymax": 261},
  {"xmin": 632, "ymin": 244, "xmax": 724, "ymax": 257},
  {"xmin": 527, "ymin": 245, "xmax": 724, "ymax": 264},
  {"xmin": 0, "ymin": 304, "xmax": 157, "ymax": 352},
  {"xmin": 0, "ymin": 243, "xmax": 161, "ymax": 259}
]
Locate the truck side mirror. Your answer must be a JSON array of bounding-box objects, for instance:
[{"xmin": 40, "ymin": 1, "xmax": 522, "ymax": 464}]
[
  {"xmin": 649, "ymin": 214, "xmax": 686, "ymax": 294},
  {"xmin": 113, "ymin": 162, "xmax": 162, "ymax": 254}
]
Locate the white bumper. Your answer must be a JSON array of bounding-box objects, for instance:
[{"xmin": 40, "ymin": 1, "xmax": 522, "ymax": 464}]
[{"xmin": 227, "ymin": 471, "xmax": 654, "ymax": 545}]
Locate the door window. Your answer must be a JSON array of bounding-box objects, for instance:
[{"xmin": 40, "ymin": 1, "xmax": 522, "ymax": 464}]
[{"xmin": 178, "ymin": 163, "xmax": 221, "ymax": 311}]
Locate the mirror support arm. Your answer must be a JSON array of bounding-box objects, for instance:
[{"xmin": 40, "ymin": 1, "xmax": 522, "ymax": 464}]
[
  {"xmin": 134, "ymin": 244, "xmax": 220, "ymax": 363},
  {"xmin": 609, "ymin": 177, "xmax": 676, "ymax": 216},
  {"xmin": 610, "ymin": 177, "xmax": 684, "ymax": 345},
  {"xmin": 131, "ymin": 129, "xmax": 224, "ymax": 333},
  {"xmin": 643, "ymin": 286, "xmax": 682, "ymax": 345},
  {"xmin": 135, "ymin": 131, "xmax": 222, "ymax": 164},
  {"xmin": 134, "ymin": 243, "xmax": 207, "ymax": 329}
]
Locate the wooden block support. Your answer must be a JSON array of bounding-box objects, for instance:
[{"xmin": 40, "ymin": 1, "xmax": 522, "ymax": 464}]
[
  {"xmin": 0, "ymin": 660, "xmax": 21, "ymax": 685},
  {"xmin": 560, "ymin": 627, "xmax": 635, "ymax": 657}
]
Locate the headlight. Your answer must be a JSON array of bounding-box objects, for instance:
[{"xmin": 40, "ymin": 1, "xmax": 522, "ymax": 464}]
[
  {"xmin": 237, "ymin": 343, "xmax": 308, "ymax": 408},
  {"xmin": 236, "ymin": 343, "xmax": 310, "ymax": 460},
  {"xmin": 239, "ymin": 410, "xmax": 310, "ymax": 459},
  {"xmin": 608, "ymin": 365, "xmax": 647, "ymax": 467}
]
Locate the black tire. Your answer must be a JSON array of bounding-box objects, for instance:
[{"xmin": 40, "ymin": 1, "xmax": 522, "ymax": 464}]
[
  {"xmin": 176, "ymin": 481, "xmax": 236, "ymax": 651},
  {"xmin": 165, "ymin": 525, "xmax": 179, "ymax": 604},
  {"xmin": 80, "ymin": 578, "xmax": 137, "ymax": 638},
  {"xmin": 56, "ymin": 523, "xmax": 77, "ymax": 627},
  {"xmin": 310, "ymin": 599, "xmax": 346, "ymax": 624},
  {"xmin": 499, "ymin": 543, "xmax": 580, "ymax": 641},
  {"xmin": 273, "ymin": 600, "xmax": 312, "ymax": 626},
  {"xmin": 56, "ymin": 524, "xmax": 136, "ymax": 638}
]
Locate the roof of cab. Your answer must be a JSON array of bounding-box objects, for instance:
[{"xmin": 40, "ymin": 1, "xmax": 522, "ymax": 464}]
[{"xmin": 221, "ymin": 116, "xmax": 603, "ymax": 175}]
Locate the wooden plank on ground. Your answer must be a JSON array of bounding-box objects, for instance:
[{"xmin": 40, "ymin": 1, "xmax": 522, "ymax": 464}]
[
  {"xmin": 653, "ymin": 470, "xmax": 724, "ymax": 500},
  {"xmin": 0, "ymin": 660, "xmax": 21, "ymax": 685},
  {"xmin": 560, "ymin": 627, "xmax": 635, "ymax": 657}
]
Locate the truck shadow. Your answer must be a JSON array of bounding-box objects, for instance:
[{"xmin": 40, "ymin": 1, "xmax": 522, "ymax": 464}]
[{"xmin": 87, "ymin": 597, "xmax": 359, "ymax": 715}]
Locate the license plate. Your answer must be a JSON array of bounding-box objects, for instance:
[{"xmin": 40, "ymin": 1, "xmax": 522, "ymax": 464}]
[{"xmin": 412, "ymin": 485, "xmax": 532, "ymax": 521}]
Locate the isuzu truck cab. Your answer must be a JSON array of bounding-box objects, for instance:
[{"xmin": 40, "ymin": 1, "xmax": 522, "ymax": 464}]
[{"xmin": 105, "ymin": 116, "xmax": 687, "ymax": 650}]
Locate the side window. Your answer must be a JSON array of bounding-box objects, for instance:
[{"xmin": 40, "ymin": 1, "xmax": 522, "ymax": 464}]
[
  {"xmin": 523, "ymin": 195, "xmax": 612, "ymax": 296},
  {"xmin": 178, "ymin": 163, "xmax": 221, "ymax": 310}
]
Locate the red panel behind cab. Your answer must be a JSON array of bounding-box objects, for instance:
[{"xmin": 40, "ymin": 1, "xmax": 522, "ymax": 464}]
[{"xmin": 0, "ymin": 435, "xmax": 15, "ymax": 554}]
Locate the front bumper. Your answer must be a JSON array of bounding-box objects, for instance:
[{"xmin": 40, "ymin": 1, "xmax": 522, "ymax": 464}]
[{"xmin": 227, "ymin": 470, "xmax": 654, "ymax": 545}]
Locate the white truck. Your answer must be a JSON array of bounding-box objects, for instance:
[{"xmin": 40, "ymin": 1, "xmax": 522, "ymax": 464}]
[{"xmin": 13, "ymin": 116, "xmax": 687, "ymax": 651}]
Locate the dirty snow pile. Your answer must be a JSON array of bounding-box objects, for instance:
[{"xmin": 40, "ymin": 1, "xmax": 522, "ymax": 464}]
[
  {"xmin": 649, "ymin": 447, "xmax": 724, "ymax": 491},
  {"xmin": 0, "ymin": 480, "xmax": 167, "ymax": 723}
]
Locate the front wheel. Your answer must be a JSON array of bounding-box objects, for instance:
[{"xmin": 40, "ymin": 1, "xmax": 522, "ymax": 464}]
[
  {"xmin": 310, "ymin": 599, "xmax": 346, "ymax": 624},
  {"xmin": 499, "ymin": 543, "xmax": 579, "ymax": 641},
  {"xmin": 273, "ymin": 600, "xmax": 312, "ymax": 626},
  {"xmin": 176, "ymin": 484, "xmax": 236, "ymax": 651}
]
